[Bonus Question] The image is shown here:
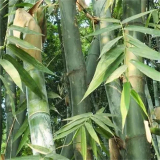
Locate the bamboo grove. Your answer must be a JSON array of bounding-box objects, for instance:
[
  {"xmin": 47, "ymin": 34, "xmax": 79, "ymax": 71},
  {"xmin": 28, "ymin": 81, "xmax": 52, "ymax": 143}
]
[{"xmin": 0, "ymin": 0, "xmax": 160, "ymax": 160}]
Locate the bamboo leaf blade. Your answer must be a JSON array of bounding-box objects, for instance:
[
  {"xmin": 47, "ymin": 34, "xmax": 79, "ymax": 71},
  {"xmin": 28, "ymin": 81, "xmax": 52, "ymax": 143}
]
[
  {"xmin": 27, "ymin": 144, "xmax": 51, "ymax": 155},
  {"xmin": 85, "ymin": 24, "xmax": 121, "ymax": 37},
  {"xmin": 9, "ymin": 25, "xmax": 43, "ymax": 36},
  {"xmin": 4, "ymin": 54, "xmax": 44, "ymax": 98},
  {"xmin": 127, "ymin": 34, "xmax": 160, "ymax": 60},
  {"xmin": 81, "ymin": 126, "xmax": 87, "ymax": 160},
  {"xmin": 130, "ymin": 60, "xmax": 160, "ymax": 81},
  {"xmin": 81, "ymin": 45, "xmax": 124, "ymax": 101},
  {"xmin": 7, "ymin": 36, "xmax": 41, "ymax": 51},
  {"xmin": 63, "ymin": 112, "xmax": 92, "ymax": 121},
  {"xmin": 84, "ymin": 122, "xmax": 100, "ymax": 145},
  {"xmin": 90, "ymin": 137, "xmax": 97, "ymax": 158},
  {"xmin": 56, "ymin": 118, "xmax": 87, "ymax": 135},
  {"xmin": 131, "ymin": 89, "xmax": 148, "ymax": 117},
  {"xmin": 105, "ymin": 65, "xmax": 127, "ymax": 84},
  {"xmin": 13, "ymin": 118, "xmax": 28, "ymax": 142},
  {"xmin": 16, "ymin": 127, "xmax": 30, "ymax": 155},
  {"xmin": 91, "ymin": 117, "xmax": 114, "ymax": 136},
  {"xmin": 122, "ymin": 9, "xmax": 156, "ymax": 24},
  {"xmin": 125, "ymin": 25, "xmax": 160, "ymax": 37},
  {"xmin": 120, "ymin": 82, "xmax": 131, "ymax": 130},
  {"xmin": 7, "ymin": 44, "xmax": 54, "ymax": 75},
  {"xmin": 0, "ymin": 75, "xmax": 16, "ymax": 117},
  {"xmin": 54, "ymin": 124, "xmax": 83, "ymax": 140},
  {"xmin": 100, "ymin": 36, "xmax": 123, "ymax": 57},
  {"xmin": 0, "ymin": 59, "xmax": 23, "ymax": 91}
]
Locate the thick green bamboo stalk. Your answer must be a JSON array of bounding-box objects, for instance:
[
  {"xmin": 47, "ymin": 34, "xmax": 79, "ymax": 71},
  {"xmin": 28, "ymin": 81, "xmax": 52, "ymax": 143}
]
[
  {"xmin": 59, "ymin": 0, "xmax": 93, "ymax": 159},
  {"xmin": 123, "ymin": 0, "xmax": 151, "ymax": 159}
]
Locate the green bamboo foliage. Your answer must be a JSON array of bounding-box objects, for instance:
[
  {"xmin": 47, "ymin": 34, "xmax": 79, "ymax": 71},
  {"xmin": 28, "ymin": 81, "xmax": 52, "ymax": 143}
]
[{"xmin": 13, "ymin": 6, "xmax": 55, "ymax": 154}]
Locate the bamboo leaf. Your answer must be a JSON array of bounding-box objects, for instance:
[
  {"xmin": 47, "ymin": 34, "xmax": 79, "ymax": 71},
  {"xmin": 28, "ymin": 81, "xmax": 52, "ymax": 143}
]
[
  {"xmin": 16, "ymin": 100, "xmax": 27, "ymax": 115},
  {"xmin": 56, "ymin": 118, "xmax": 87, "ymax": 135},
  {"xmin": 4, "ymin": 54, "xmax": 44, "ymax": 98},
  {"xmin": 6, "ymin": 155, "xmax": 42, "ymax": 160},
  {"xmin": 130, "ymin": 60, "xmax": 160, "ymax": 81},
  {"xmin": 96, "ymin": 107, "xmax": 105, "ymax": 114},
  {"xmin": 0, "ymin": 75, "xmax": 16, "ymax": 117},
  {"xmin": 120, "ymin": 82, "xmax": 131, "ymax": 130},
  {"xmin": 9, "ymin": 25, "xmax": 43, "ymax": 36},
  {"xmin": 14, "ymin": 3, "xmax": 33, "ymax": 7},
  {"xmin": 131, "ymin": 89, "xmax": 148, "ymax": 117},
  {"xmin": 85, "ymin": 122, "xmax": 100, "ymax": 145},
  {"xmin": 63, "ymin": 112, "xmax": 92, "ymax": 121},
  {"xmin": 16, "ymin": 127, "xmax": 30, "ymax": 155},
  {"xmin": 125, "ymin": 25, "xmax": 160, "ymax": 37},
  {"xmin": 54, "ymin": 124, "xmax": 83, "ymax": 140},
  {"xmin": 93, "ymin": 114, "xmax": 117, "ymax": 129},
  {"xmin": 105, "ymin": 65, "xmax": 127, "ymax": 84},
  {"xmin": 91, "ymin": 117, "xmax": 114, "ymax": 135},
  {"xmin": 27, "ymin": 144, "xmax": 51, "ymax": 155},
  {"xmin": 81, "ymin": 126, "xmax": 87, "ymax": 160},
  {"xmin": 81, "ymin": 45, "xmax": 124, "ymax": 101},
  {"xmin": 127, "ymin": 34, "xmax": 160, "ymax": 60},
  {"xmin": 7, "ymin": 44, "xmax": 54, "ymax": 75},
  {"xmin": 45, "ymin": 153, "xmax": 69, "ymax": 160},
  {"xmin": 47, "ymin": 91, "xmax": 61, "ymax": 99},
  {"xmin": 7, "ymin": 36, "xmax": 41, "ymax": 51},
  {"xmin": 100, "ymin": 36, "xmax": 123, "ymax": 57},
  {"xmin": 85, "ymin": 24, "xmax": 121, "ymax": 37},
  {"xmin": 122, "ymin": 9, "xmax": 156, "ymax": 24},
  {"xmin": 150, "ymin": 127, "xmax": 160, "ymax": 136},
  {"xmin": 102, "ymin": 18, "xmax": 120, "ymax": 23},
  {"xmin": 90, "ymin": 137, "xmax": 97, "ymax": 158},
  {"xmin": 105, "ymin": 0, "xmax": 114, "ymax": 11},
  {"xmin": 13, "ymin": 118, "xmax": 28, "ymax": 142},
  {"xmin": 0, "ymin": 59, "xmax": 22, "ymax": 91},
  {"xmin": 95, "ymin": 127, "xmax": 112, "ymax": 139}
]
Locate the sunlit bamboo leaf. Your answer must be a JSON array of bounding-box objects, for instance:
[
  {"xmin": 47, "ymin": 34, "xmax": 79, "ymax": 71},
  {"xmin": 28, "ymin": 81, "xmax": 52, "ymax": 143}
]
[
  {"xmin": 81, "ymin": 45, "xmax": 124, "ymax": 102},
  {"xmin": 16, "ymin": 127, "xmax": 30, "ymax": 155},
  {"xmin": 130, "ymin": 60, "xmax": 160, "ymax": 81},
  {"xmin": 125, "ymin": 25, "xmax": 160, "ymax": 37},
  {"xmin": 7, "ymin": 36, "xmax": 41, "ymax": 51},
  {"xmin": 4, "ymin": 54, "xmax": 44, "ymax": 98},
  {"xmin": 27, "ymin": 144, "xmax": 51, "ymax": 155},
  {"xmin": 127, "ymin": 34, "xmax": 160, "ymax": 60},
  {"xmin": 120, "ymin": 82, "xmax": 131, "ymax": 130},
  {"xmin": 0, "ymin": 59, "xmax": 22, "ymax": 91},
  {"xmin": 100, "ymin": 36, "xmax": 122, "ymax": 57},
  {"xmin": 105, "ymin": 65, "xmax": 127, "ymax": 84},
  {"xmin": 105, "ymin": 0, "xmax": 114, "ymax": 11},
  {"xmin": 7, "ymin": 44, "xmax": 54, "ymax": 75},
  {"xmin": 85, "ymin": 122, "xmax": 100, "ymax": 145},
  {"xmin": 81, "ymin": 126, "xmax": 87, "ymax": 160},
  {"xmin": 85, "ymin": 24, "xmax": 121, "ymax": 37},
  {"xmin": 13, "ymin": 118, "xmax": 28, "ymax": 142},
  {"xmin": 122, "ymin": 9, "xmax": 156, "ymax": 24}
]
